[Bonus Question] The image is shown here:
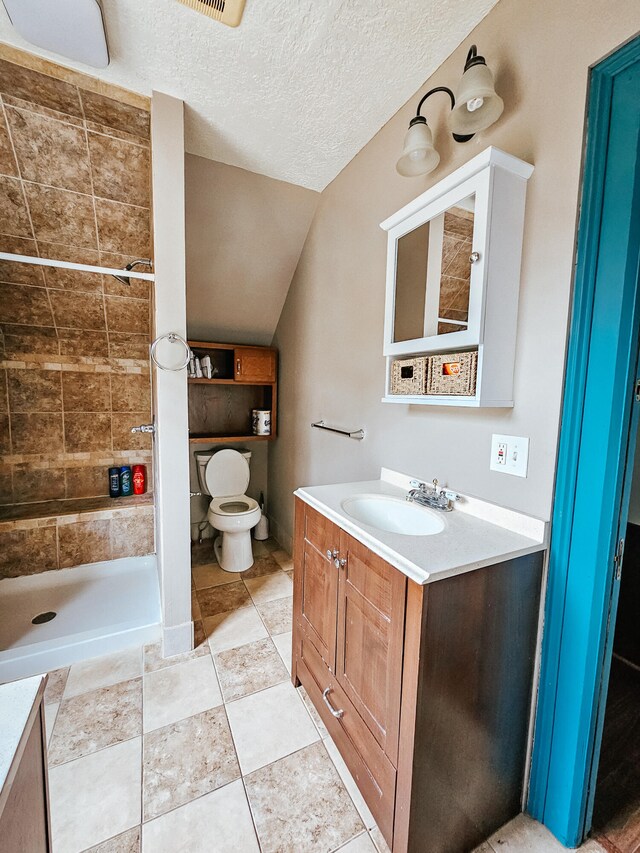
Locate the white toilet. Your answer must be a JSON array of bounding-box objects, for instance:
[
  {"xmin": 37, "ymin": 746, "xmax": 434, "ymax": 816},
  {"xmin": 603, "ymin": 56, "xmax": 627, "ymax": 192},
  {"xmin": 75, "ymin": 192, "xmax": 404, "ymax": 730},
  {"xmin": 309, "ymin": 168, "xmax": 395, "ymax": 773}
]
[{"xmin": 195, "ymin": 449, "xmax": 261, "ymax": 572}]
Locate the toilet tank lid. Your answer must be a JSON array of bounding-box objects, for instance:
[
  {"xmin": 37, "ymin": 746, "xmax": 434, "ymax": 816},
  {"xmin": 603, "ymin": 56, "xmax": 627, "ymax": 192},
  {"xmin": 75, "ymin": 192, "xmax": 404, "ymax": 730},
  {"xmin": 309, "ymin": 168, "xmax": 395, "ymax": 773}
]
[{"xmin": 204, "ymin": 449, "xmax": 250, "ymax": 497}]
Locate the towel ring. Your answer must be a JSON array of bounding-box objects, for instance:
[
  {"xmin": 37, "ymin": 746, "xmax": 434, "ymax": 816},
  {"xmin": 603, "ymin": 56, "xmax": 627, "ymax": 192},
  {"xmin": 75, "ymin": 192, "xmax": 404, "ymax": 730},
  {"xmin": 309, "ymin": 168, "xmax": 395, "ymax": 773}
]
[{"xmin": 150, "ymin": 332, "xmax": 191, "ymax": 371}]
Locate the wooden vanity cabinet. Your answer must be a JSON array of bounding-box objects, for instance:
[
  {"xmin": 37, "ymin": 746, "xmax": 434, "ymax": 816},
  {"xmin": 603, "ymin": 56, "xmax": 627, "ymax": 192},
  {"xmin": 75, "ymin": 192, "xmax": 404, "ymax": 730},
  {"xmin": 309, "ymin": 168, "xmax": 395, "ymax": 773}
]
[{"xmin": 292, "ymin": 497, "xmax": 543, "ymax": 853}]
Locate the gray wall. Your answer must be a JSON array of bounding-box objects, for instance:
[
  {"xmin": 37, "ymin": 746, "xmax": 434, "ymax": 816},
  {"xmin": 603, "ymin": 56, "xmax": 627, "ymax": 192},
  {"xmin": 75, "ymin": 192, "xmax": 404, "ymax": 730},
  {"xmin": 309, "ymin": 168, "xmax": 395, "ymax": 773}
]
[{"xmin": 268, "ymin": 0, "xmax": 640, "ymax": 547}]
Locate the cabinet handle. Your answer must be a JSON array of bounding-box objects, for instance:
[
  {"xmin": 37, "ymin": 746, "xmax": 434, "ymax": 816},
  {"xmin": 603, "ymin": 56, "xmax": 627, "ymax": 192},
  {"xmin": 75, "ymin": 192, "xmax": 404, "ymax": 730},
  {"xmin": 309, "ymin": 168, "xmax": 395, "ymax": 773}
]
[
  {"xmin": 322, "ymin": 687, "xmax": 344, "ymax": 719},
  {"xmin": 236, "ymin": 358, "xmax": 241, "ymax": 374},
  {"xmin": 469, "ymin": 251, "xmax": 480, "ymax": 263},
  {"xmin": 326, "ymin": 548, "xmax": 339, "ymax": 561}
]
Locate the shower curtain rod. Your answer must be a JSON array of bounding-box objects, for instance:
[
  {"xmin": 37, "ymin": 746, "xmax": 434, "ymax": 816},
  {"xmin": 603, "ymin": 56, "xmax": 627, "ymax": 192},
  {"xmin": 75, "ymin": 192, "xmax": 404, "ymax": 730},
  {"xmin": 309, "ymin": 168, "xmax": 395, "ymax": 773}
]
[{"xmin": 0, "ymin": 252, "xmax": 155, "ymax": 281}]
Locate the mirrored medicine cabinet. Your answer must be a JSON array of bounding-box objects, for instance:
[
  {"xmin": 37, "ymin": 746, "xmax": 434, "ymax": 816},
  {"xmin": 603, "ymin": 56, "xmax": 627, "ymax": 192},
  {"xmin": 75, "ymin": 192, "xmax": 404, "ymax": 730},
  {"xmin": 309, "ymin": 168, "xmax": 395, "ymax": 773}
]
[{"xmin": 380, "ymin": 147, "xmax": 534, "ymax": 407}]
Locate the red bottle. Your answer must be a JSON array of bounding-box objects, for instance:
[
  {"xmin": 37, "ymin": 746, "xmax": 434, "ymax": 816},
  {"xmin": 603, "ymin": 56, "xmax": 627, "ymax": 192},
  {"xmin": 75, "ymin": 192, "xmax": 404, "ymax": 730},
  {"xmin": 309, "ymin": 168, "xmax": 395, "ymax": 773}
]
[{"xmin": 132, "ymin": 464, "xmax": 146, "ymax": 495}]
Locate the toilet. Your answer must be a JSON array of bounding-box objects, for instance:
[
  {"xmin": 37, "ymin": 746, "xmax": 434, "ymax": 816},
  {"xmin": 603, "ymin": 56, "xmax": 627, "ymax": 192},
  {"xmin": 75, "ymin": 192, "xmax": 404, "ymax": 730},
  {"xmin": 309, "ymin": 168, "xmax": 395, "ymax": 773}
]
[{"xmin": 195, "ymin": 449, "xmax": 261, "ymax": 572}]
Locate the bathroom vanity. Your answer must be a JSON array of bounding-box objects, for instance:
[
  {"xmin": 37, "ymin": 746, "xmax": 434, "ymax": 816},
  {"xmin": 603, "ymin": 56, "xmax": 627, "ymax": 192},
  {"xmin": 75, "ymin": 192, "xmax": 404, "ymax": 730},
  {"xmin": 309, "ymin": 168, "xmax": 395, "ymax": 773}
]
[{"xmin": 292, "ymin": 473, "xmax": 546, "ymax": 853}]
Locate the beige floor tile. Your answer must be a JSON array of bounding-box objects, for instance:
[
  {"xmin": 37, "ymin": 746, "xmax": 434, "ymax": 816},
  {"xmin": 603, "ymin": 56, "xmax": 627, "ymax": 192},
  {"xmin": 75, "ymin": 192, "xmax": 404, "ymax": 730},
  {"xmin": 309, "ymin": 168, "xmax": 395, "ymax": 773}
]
[
  {"xmin": 65, "ymin": 646, "xmax": 142, "ymax": 698},
  {"xmin": 369, "ymin": 826, "xmax": 391, "ymax": 853},
  {"xmin": 488, "ymin": 814, "xmax": 575, "ymax": 851},
  {"xmin": 244, "ymin": 571, "xmax": 293, "ymax": 605},
  {"xmin": 143, "ymin": 655, "xmax": 222, "ymax": 732},
  {"xmin": 143, "ymin": 631, "xmax": 209, "ymax": 674},
  {"xmin": 245, "ymin": 740, "xmax": 363, "ymax": 853},
  {"xmin": 272, "ymin": 631, "xmax": 293, "ymax": 674},
  {"xmin": 252, "ymin": 540, "xmax": 269, "ymax": 557},
  {"xmin": 271, "ymin": 549, "xmax": 292, "ymax": 568},
  {"xmin": 49, "ymin": 677, "xmax": 141, "ymax": 766},
  {"xmin": 324, "ymin": 735, "xmax": 375, "ymax": 829},
  {"xmin": 241, "ymin": 554, "xmax": 281, "ymax": 579},
  {"xmin": 262, "ymin": 537, "xmax": 280, "ymax": 552},
  {"xmin": 142, "ymin": 778, "xmax": 259, "ymax": 852},
  {"xmin": 49, "ymin": 736, "xmax": 141, "ymax": 853},
  {"xmin": 44, "ymin": 700, "xmax": 59, "ymax": 746},
  {"xmin": 299, "ymin": 685, "xmax": 329, "ymax": 738},
  {"xmin": 226, "ymin": 680, "xmax": 319, "ymax": 774},
  {"xmin": 257, "ymin": 596, "xmax": 292, "ymax": 635},
  {"xmin": 86, "ymin": 826, "xmax": 141, "ymax": 852},
  {"xmin": 192, "ymin": 562, "xmax": 237, "ymax": 590},
  {"xmin": 191, "ymin": 589, "xmax": 201, "ymax": 620},
  {"xmin": 214, "ymin": 637, "xmax": 288, "ymax": 702},
  {"xmin": 44, "ymin": 666, "xmax": 69, "ymax": 704},
  {"xmin": 197, "ymin": 581, "xmax": 252, "ymax": 618},
  {"xmin": 190, "ymin": 540, "xmax": 217, "ymax": 566},
  {"xmin": 203, "ymin": 603, "xmax": 268, "ymax": 653},
  {"xmin": 336, "ymin": 833, "xmax": 378, "ymax": 852},
  {"xmin": 143, "ymin": 706, "xmax": 240, "ymax": 821}
]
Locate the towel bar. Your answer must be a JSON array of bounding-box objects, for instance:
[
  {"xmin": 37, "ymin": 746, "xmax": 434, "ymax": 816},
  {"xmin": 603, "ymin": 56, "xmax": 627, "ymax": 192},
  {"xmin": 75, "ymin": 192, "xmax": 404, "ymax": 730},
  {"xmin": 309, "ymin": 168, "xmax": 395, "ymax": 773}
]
[{"xmin": 311, "ymin": 420, "xmax": 365, "ymax": 441}]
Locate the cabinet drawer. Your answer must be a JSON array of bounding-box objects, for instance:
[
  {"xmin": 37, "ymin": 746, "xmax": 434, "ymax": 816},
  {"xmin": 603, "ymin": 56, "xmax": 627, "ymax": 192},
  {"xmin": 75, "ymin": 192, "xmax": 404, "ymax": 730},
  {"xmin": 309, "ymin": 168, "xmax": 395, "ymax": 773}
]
[{"xmin": 298, "ymin": 631, "xmax": 396, "ymax": 847}]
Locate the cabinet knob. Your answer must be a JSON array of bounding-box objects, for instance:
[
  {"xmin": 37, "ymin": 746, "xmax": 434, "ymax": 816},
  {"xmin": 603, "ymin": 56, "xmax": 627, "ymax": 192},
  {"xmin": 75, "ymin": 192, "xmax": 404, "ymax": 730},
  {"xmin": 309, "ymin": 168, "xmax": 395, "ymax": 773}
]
[
  {"xmin": 334, "ymin": 557, "xmax": 347, "ymax": 569},
  {"xmin": 326, "ymin": 548, "xmax": 339, "ymax": 560},
  {"xmin": 236, "ymin": 358, "xmax": 241, "ymax": 373},
  {"xmin": 469, "ymin": 251, "xmax": 480, "ymax": 263}
]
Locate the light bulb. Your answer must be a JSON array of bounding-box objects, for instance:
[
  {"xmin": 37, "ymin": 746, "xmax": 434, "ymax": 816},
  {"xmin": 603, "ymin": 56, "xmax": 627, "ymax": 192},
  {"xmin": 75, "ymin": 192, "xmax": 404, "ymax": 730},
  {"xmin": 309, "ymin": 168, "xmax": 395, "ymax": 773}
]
[{"xmin": 466, "ymin": 96, "xmax": 484, "ymax": 112}]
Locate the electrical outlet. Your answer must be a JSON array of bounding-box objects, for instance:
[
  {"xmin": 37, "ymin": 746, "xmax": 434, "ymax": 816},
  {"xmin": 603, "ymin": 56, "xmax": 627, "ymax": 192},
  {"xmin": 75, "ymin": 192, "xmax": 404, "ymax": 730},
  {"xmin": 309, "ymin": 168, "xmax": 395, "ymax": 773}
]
[{"xmin": 490, "ymin": 434, "xmax": 529, "ymax": 478}]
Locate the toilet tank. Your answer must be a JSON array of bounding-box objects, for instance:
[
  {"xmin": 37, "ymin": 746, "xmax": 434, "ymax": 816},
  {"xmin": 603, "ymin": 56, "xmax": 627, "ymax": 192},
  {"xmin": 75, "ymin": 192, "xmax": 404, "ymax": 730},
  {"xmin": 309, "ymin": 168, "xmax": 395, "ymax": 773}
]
[{"xmin": 195, "ymin": 449, "xmax": 252, "ymax": 496}]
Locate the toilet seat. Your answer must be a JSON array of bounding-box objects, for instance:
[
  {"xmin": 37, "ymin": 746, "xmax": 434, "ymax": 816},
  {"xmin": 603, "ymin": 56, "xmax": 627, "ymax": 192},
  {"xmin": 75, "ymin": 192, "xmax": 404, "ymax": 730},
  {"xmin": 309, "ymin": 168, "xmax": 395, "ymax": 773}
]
[
  {"xmin": 204, "ymin": 448, "xmax": 250, "ymax": 498},
  {"xmin": 209, "ymin": 495, "xmax": 259, "ymax": 517}
]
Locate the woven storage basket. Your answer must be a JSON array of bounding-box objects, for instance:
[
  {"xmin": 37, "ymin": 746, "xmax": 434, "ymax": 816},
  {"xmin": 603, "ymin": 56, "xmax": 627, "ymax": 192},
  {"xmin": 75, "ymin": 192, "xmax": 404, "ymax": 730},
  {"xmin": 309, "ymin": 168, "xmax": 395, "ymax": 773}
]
[
  {"xmin": 390, "ymin": 356, "xmax": 428, "ymax": 395},
  {"xmin": 426, "ymin": 350, "xmax": 478, "ymax": 396}
]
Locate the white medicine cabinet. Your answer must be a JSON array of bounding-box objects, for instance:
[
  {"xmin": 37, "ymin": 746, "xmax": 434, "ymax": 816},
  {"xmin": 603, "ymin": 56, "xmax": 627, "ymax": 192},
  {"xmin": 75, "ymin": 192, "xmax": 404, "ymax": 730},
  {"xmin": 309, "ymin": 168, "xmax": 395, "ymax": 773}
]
[{"xmin": 380, "ymin": 147, "xmax": 533, "ymax": 407}]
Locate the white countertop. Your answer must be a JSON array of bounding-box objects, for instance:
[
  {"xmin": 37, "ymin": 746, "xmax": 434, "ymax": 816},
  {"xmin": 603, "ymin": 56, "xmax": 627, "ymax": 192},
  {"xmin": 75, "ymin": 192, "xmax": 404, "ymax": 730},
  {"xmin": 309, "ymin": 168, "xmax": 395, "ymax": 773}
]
[
  {"xmin": 294, "ymin": 472, "xmax": 547, "ymax": 586},
  {"xmin": 0, "ymin": 675, "xmax": 45, "ymax": 795}
]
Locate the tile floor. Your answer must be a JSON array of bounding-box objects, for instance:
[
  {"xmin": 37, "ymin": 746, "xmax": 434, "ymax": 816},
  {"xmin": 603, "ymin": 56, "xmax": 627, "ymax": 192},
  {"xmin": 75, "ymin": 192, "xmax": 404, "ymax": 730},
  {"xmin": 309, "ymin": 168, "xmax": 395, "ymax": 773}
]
[{"xmin": 43, "ymin": 537, "xmax": 607, "ymax": 853}]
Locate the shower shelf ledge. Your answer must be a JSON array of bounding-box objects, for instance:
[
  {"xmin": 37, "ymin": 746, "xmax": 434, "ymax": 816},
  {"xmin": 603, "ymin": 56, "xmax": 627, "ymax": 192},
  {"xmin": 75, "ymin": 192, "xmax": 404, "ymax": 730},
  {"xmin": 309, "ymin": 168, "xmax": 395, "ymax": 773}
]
[{"xmin": 0, "ymin": 494, "xmax": 153, "ymax": 523}]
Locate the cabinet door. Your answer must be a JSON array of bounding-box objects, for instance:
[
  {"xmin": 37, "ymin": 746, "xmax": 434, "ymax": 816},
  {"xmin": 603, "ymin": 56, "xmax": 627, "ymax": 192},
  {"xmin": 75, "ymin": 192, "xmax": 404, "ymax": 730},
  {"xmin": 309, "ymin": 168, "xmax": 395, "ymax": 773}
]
[
  {"xmin": 234, "ymin": 346, "xmax": 276, "ymax": 383},
  {"xmin": 336, "ymin": 530, "xmax": 407, "ymax": 766},
  {"xmin": 294, "ymin": 500, "xmax": 340, "ymax": 672}
]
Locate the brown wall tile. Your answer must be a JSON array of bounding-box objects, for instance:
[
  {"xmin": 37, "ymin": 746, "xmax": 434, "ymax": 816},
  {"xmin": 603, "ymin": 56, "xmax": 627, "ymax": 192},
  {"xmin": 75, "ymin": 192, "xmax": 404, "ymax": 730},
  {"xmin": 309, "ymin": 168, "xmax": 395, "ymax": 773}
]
[
  {"xmin": 49, "ymin": 290, "xmax": 106, "ymax": 330},
  {"xmin": 0, "ymin": 524, "xmax": 58, "ymax": 577},
  {"xmin": 58, "ymin": 329, "xmax": 109, "ymax": 358},
  {"xmin": 64, "ymin": 412, "xmax": 111, "ymax": 452},
  {"xmin": 0, "ymin": 236, "xmax": 44, "ymax": 284},
  {"xmin": 108, "ymin": 333, "xmax": 149, "ymax": 360},
  {"xmin": 112, "ymin": 412, "xmax": 153, "ymax": 451},
  {"xmin": 0, "ymin": 465, "xmax": 11, "ymax": 503},
  {"xmin": 0, "ymin": 110, "xmax": 17, "ymax": 177},
  {"xmin": 6, "ymin": 106, "xmax": 92, "ymax": 193},
  {"xmin": 88, "ymin": 132, "xmax": 150, "ymax": 207},
  {"xmin": 12, "ymin": 464, "xmax": 66, "ymax": 502},
  {"xmin": 8, "ymin": 368, "xmax": 62, "ymax": 411},
  {"xmin": 1, "ymin": 324, "xmax": 59, "ymax": 357},
  {"xmin": 0, "ymin": 283, "xmax": 54, "ymax": 326},
  {"xmin": 62, "ymin": 371, "xmax": 110, "ymax": 412},
  {"xmin": 101, "ymin": 251, "xmax": 152, "ymax": 300},
  {"xmin": 105, "ymin": 296, "xmax": 150, "ymax": 335},
  {"xmin": 0, "ymin": 174, "xmax": 32, "ymax": 237},
  {"xmin": 58, "ymin": 518, "xmax": 111, "ymax": 568},
  {"xmin": 95, "ymin": 199, "xmax": 151, "ymax": 257},
  {"xmin": 24, "ymin": 183, "xmax": 97, "ymax": 248},
  {"xmin": 0, "ymin": 413, "xmax": 9, "ymax": 455},
  {"xmin": 111, "ymin": 507, "xmax": 154, "ymax": 559},
  {"xmin": 0, "ymin": 59, "xmax": 83, "ymax": 117},
  {"xmin": 65, "ymin": 465, "xmax": 110, "ymax": 499},
  {"xmin": 110, "ymin": 374, "xmax": 151, "ymax": 413},
  {"xmin": 44, "ymin": 266, "xmax": 103, "ymax": 293},
  {"xmin": 10, "ymin": 412, "xmax": 63, "ymax": 453},
  {"xmin": 79, "ymin": 90, "xmax": 149, "ymax": 139}
]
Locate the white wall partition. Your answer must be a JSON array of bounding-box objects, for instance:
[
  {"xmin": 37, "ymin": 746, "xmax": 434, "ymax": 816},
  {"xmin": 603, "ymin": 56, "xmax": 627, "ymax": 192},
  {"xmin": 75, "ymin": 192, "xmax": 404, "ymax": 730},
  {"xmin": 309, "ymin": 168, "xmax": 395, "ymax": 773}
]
[{"xmin": 151, "ymin": 91, "xmax": 192, "ymax": 656}]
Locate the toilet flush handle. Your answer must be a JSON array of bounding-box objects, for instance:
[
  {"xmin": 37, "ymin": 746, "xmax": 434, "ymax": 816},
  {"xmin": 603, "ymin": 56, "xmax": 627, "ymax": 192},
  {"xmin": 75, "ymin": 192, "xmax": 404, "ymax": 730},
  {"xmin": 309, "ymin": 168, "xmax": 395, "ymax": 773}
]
[{"xmin": 190, "ymin": 492, "xmax": 202, "ymax": 498}]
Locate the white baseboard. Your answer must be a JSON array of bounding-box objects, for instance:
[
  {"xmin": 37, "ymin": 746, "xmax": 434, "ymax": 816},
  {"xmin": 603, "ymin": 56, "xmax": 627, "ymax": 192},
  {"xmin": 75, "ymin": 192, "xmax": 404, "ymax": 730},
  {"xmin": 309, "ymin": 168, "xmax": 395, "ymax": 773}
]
[{"xmin": 162, "ymin": 620, "xmax": 194, "ymax": 657}]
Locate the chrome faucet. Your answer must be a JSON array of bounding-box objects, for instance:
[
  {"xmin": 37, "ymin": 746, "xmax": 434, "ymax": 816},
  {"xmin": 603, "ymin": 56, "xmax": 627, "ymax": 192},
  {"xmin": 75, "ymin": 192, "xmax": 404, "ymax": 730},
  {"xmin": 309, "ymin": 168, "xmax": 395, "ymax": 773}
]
[{"xmin": 406, "ymin": 479, "xmax": 461, "ymax": 512}]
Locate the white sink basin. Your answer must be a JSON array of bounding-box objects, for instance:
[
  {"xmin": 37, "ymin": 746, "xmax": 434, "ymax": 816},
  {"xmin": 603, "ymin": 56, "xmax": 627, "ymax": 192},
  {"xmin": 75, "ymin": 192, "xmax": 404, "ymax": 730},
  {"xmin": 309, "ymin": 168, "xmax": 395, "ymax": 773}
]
[{"xmin": 341, "ymin": 494, "xmax": 445, "ymax": 536}]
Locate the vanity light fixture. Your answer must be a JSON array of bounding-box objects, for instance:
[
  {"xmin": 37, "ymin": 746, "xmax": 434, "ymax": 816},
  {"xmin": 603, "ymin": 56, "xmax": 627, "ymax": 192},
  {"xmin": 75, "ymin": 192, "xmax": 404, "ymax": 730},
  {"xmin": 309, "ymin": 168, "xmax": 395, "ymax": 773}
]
[{"xmin": 396, "ymin": 45, "xmax": 504, "ymax": 177}]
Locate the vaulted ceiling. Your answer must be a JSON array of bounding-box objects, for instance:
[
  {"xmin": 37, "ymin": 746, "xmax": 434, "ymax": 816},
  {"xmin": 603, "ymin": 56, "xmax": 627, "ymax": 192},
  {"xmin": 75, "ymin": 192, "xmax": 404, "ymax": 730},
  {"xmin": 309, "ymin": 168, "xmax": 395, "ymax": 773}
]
[{"xmin": 0, "ymin": 0, "xmax": 498, "ymax": 190}]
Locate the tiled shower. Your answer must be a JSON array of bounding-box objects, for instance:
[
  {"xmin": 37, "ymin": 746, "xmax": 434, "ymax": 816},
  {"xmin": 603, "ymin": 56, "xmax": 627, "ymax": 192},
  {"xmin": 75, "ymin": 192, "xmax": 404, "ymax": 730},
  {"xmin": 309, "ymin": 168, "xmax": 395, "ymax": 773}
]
[{"xmin": 0, "ymin": 51, "xmax": 161, "ymax": 680}]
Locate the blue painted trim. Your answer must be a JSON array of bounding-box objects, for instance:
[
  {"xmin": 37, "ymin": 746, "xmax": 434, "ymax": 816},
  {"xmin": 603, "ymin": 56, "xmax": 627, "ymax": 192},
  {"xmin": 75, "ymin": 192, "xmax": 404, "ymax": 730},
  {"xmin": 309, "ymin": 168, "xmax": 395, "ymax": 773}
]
[{"xmin": 528, "ymin": 35, "xmax": 640, "ymax": 846}]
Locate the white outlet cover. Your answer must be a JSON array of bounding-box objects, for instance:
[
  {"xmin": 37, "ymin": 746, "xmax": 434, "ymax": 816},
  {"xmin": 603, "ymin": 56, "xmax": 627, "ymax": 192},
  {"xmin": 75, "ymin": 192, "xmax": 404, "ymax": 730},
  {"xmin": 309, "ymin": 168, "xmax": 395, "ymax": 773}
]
[
  {"xmin": 490, "ymin": 434, "xmax": 529, "ymax": 478},
  {"xmin": 2, "ymin": 0, "xmax": 109, "ymax": 69}
]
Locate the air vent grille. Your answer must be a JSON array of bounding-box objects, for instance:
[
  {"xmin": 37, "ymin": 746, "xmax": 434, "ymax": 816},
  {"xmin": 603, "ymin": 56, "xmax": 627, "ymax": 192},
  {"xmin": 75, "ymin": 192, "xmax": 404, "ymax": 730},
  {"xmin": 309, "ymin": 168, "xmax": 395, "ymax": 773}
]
[{"xmin": 176, "ymin": 0, "xmax": 245, "ymax": 27}]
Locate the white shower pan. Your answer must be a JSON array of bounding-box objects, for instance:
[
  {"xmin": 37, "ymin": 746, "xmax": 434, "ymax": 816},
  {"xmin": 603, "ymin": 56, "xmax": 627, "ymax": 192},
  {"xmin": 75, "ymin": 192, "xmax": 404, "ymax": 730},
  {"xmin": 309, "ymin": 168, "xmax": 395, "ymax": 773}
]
[{"xmin": 0, "ymin": 555, "xmax": 161, "ymax": 683}]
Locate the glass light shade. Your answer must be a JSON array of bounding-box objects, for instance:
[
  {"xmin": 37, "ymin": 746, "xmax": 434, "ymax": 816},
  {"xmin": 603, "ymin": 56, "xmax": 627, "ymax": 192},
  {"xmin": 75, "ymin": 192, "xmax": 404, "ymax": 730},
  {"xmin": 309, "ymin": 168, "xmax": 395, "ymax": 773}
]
[
  {"xmin": 396, "ymin": 120, "xmax": 440, "ymax": 177},
  {"xmin": 449, "ymin": 63, "xmax": 504, "ymax": 135}
]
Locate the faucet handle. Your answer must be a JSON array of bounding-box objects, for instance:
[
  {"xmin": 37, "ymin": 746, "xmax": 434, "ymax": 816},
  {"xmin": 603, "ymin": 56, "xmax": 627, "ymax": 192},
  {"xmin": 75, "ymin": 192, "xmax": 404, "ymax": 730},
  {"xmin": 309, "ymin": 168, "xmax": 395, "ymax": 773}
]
[{"xmin": 443, "ymin": 490, "xmax": 461, "ymax": 502}]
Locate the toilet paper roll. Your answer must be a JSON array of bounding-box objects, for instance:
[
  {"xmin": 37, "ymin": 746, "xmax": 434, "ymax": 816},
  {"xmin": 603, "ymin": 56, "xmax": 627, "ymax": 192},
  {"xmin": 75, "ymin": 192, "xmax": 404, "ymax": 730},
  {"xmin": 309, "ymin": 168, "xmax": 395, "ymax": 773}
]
[{"xmin": 252, "ymin": 409, "xmax": 271, "ymax": 436}]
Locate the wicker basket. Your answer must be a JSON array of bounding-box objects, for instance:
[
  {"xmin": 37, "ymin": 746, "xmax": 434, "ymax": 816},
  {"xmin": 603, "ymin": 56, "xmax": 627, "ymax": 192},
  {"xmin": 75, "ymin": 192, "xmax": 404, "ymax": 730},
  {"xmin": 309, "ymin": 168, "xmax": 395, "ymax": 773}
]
[
  {"xmin": 426, "ymin": 350, "xmax": 478, "ymax": 396},
  {"xmin": 390, "ymin": 357, "xmax": 428, "ymax": 395}
]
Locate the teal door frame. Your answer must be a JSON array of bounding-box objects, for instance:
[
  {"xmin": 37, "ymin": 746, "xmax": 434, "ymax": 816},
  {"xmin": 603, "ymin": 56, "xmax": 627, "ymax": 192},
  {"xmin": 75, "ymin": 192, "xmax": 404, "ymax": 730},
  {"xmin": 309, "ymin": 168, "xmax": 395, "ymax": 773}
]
[{"xmin": 528, "ymin": 35, "xmax": 640, "ymax": 847}]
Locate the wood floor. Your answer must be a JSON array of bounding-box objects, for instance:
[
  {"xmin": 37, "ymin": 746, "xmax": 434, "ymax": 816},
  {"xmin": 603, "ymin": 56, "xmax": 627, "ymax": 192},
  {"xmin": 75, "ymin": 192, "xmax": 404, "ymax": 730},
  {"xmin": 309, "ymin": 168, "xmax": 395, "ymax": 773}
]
[{"xmin": 592, "ymin": 657, "xmax": 640, "ymax": 853}]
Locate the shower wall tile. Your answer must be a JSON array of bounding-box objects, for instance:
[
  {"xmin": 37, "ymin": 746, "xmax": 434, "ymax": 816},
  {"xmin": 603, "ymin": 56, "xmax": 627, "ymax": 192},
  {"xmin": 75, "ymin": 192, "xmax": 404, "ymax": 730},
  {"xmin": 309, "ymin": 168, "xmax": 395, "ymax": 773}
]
[
  {"xmin": 10, "ymin": 412, "xmax": 64, "ymax": 454},
  {"xmin": 111, "ymin": 507, "xmax": 154, "ymax": 559},
  {"xmin": 12, "ymin": 465, "xmax": 66, "ymax": 502},
  {"xmin": 6, "ymin": 106, "xmax": 92, "ymax": 194},
  {"xmin": 111, "ymin": 374, "xmax": 152, "ymax": 414},
  {"xmin": 0, "ymin": 236, "xmax": 43, "ymax": 284},
  {"xmin": 80, "ymin": 90, "xmax": 150, "ymax": 140},
  {"xmin": 49, "ymin": 291, "xmax": 106, "ymax": 331},
  {"xmin": 105, "ymin": 297, "xmax": 150, "ymax": 335},
  {"xmin": 1, "ymin": 324, "xmax": 60, "ymax": 357},
  {"xmin": 0, "ymin": 283, "xmax": 54, "ymax": 326},
  {"xmin": 0, "ymin": 523, "xmax": 58, "ymax": 577},
  {"xmin": 61, "ymin": 371, "xmax": 111, "ymax": 412},
  {"xmin": 0, "ymin": 59, "xmax": 83, "ymax": 118},
  {"xmin": 58, "ymin": 517, "xmax": 112, "ymax": 568},
  {"xmin": 58, "ymin": 329, "xmax": 110, "ymax": 358},
  {"xmin": 95, "ymin": 198, "xmax": 151, "ymax": 257},
  {"xmin": 112, "ymin": 413, "xmax": 153, "ymax": 452},
  {"xmin": 0, "ymin": 174, "xmax": 32, "ymax": 237},
  {"xmin": 44, "ymin": 266, "xmax": 104, "ymax": 293},
  {"xmin": 88, "ymin": 132, "xmax": 150, "ymax": 207},
  {"xmin": 24, "ymin": 183, "xmax": 97, "ymax": 248},
  {"xmin": 65, "ymin": 466, "xmax": 110, "ymax": 500},
  {"xmin": 0, "ymin": 415, "xmax": 9, "ymax": 455},
  {"xmin": 0, "ymin": 465, "xmax": 11, "ymax": 502},
  {"xmin": 0, "ymin": 111, "xmax": 17, "ymax": 177},
  {"xmin": 64, "ymin": 413, "xmax": 112, "ymax": 453},
  {"xmin": 108, "ymin": 333, "xmax": 149, "ymax": 360},
  {"xmin": 7, "ymin": 368, "xmax": 62, "ymax": 411}
]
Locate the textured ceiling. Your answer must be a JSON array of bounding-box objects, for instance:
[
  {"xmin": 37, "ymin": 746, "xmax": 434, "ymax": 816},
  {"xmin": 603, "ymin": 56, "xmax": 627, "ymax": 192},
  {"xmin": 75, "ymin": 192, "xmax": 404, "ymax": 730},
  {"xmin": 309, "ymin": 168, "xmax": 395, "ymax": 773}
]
[{"xmin": 0, "ymin": 0, "xmax": 498, "ymax": 190}]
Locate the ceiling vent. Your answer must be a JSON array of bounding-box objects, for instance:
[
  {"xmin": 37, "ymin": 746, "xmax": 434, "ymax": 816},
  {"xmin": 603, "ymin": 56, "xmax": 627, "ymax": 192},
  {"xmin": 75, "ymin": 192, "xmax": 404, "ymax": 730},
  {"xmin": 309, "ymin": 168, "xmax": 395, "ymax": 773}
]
[{"xmin": 176, "ymin": 0, "xmax": 245, "ymax": 27}]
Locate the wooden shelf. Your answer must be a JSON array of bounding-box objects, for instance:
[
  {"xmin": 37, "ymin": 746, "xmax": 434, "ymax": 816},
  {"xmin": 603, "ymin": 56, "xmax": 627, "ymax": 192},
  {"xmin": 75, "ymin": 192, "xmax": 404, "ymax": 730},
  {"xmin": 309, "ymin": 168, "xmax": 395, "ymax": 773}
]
[
  {"xmin": 189, "ymin": 434, "xmax": 275, "ymax": 444},
  {"xmin": 187, "ymin": 377, "xmax": 272, "ymax": 386}
]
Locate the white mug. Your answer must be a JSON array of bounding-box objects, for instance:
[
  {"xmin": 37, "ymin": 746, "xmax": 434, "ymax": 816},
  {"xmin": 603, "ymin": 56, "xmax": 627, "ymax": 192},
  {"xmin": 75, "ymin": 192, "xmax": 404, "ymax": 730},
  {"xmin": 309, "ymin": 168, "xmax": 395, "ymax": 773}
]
[{"xmin": 252, "ymin": 409, "xmax": 271, "ymax": 435}]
